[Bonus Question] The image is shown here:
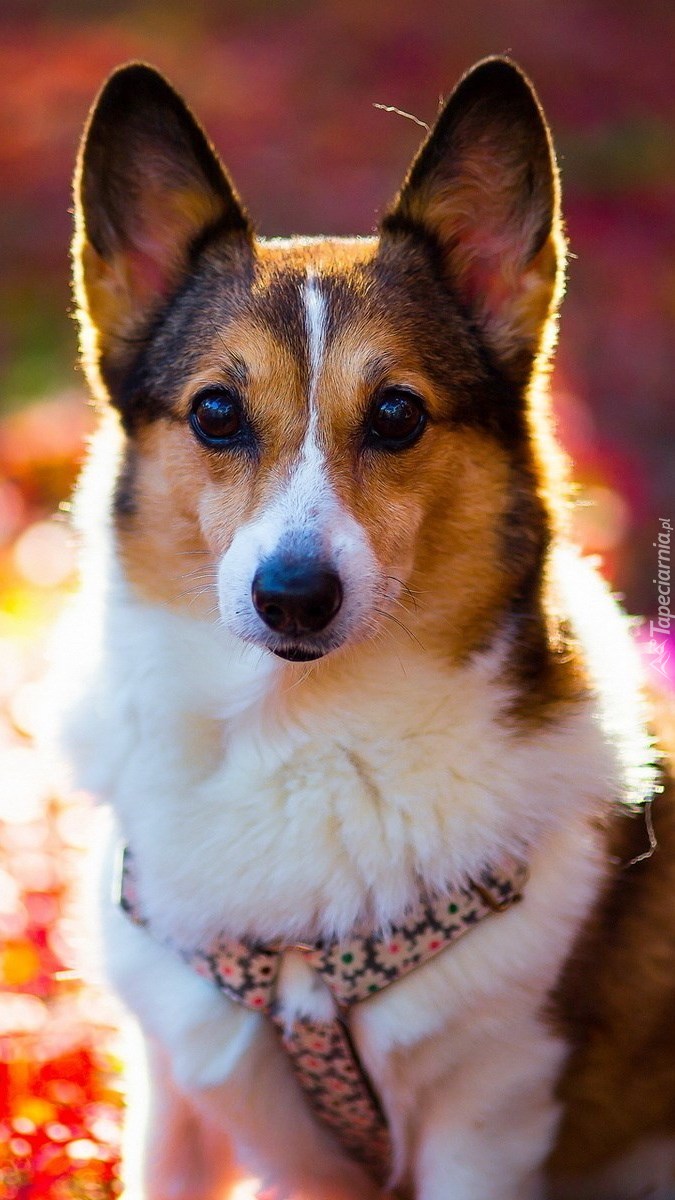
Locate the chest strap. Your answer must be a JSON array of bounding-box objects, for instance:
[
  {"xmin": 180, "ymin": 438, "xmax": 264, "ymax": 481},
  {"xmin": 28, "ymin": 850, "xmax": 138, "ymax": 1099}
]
[{"xmin": 118, "ymin": 849, "xmax": 527, "ymax": 1185}]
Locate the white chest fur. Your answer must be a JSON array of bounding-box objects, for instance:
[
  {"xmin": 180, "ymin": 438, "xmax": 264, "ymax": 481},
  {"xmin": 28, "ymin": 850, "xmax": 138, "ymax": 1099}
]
[{"xmin": 56, "ymin": 548, "xmax": 657, "ymax": 1197}]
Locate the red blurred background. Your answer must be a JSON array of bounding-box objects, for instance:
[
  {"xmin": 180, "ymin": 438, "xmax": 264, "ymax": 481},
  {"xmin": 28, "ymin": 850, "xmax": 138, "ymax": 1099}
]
[{"xmin": 0, "ymin": 2, "xmax": 673, "ymax": 1195}]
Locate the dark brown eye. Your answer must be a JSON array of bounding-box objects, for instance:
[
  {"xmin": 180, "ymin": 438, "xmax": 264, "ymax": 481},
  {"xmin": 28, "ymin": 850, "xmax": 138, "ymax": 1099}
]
[
  {"xmin": 366, "ymin": 389, "xmax": 426, "ymax": 450},
  {"xmin": 190, "ymin": 387, "xmax": 243, "ymax": 446}
]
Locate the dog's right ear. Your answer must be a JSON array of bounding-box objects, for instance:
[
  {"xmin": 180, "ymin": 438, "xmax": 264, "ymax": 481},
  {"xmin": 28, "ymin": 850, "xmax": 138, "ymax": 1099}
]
[
  {"xmin": 381, "ymin": 58, "xmax": 563, "ymax": 385},
  {"xmin": 73, "ymin": 63, "xmax": 251, "ymax": 394}
]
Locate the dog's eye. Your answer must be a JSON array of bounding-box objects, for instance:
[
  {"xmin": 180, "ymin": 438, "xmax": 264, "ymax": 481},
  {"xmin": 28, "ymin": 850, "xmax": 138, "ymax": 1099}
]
[
  {"xmin": 366, "ymin": 389, "xmax": 427, "ymax": 451},
  {"xmin": 190, "ymin": 387, "xmax": 243, "ymax": 446}
]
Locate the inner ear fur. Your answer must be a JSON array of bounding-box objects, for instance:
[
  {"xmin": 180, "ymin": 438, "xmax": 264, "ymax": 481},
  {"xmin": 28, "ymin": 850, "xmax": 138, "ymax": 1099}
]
[
  {"xmin": 382, "ymin": 57, "xmax": 565, "ymax": 383},
  {"xmin": 73, "ymin": 62, "xmax": 252, "ymax": 398}
]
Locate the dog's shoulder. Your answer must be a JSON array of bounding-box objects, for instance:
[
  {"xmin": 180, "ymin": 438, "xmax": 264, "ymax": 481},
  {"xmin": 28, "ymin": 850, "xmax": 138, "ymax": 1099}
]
[{"xmin": 549, "ymin": 689, "xmax": 675, "ymax": 1184}]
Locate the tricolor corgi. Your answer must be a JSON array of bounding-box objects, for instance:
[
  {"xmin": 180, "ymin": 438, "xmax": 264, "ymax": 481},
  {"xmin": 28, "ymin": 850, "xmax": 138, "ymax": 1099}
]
[{"xmin": 58, "ymin": 56, "xmax": 675, "ymax": 1200}]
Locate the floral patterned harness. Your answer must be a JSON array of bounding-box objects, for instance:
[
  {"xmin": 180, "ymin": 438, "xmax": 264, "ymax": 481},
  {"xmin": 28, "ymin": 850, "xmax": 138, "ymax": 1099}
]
[{"xmin": 119, "ymin": 849, "xmax": 527, "ymax": 1187}]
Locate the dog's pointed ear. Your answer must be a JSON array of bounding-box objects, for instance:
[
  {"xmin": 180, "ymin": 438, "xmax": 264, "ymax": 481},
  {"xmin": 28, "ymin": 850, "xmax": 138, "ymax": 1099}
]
[
  {"xmin": 381, "ymin": 58, "xmax": 564, "ymax": 381},
  {"xmin": 73, "ymin": 63, "xmax": 252, "ymax": 389}
]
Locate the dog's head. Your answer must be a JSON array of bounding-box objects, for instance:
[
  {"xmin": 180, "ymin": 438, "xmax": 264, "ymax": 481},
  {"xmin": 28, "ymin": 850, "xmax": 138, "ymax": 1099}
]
[{"xmin": 73, "ymin": 58, "xmax": 565, "ymax": 667}]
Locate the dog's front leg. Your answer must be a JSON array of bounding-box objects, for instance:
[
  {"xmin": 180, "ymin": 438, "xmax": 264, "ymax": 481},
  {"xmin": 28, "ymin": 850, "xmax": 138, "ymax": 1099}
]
[
  {"xmin": 121, "ymin": 1031, "xmax": 241, "ymax": 1200},
  {"xmin": 410, "ymin": 1019, "xmax": 565, "ymax": 1200},
  {"xmin": 106, "ymin": 906, "xmax": 382, "ymax": 1200}
]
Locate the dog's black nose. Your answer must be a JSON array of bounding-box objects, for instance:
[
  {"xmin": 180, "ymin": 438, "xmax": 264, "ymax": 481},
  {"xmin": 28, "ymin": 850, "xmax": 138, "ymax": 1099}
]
[{"xmin": 252, "ymin": 558, "xmax": 343, "ymax": 636}]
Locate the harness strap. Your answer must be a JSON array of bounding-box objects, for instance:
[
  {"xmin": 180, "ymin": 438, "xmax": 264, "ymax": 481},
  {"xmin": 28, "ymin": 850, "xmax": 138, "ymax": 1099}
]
[
  {"xmin": 273, "ymin": 1010, "xmax": 392, "ymax": 1180},
  {"xmin": 119, "ymin": 849, "xmax": 527, "ymax": 1184}
]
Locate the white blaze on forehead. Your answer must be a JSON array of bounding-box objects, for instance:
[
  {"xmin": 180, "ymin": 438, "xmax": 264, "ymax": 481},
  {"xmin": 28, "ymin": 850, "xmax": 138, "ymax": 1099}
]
[
  {"xmin": 289, "ymin": 268, "xmax": 329, "ymax": 508},
  {"xmin": 303, "ymin": 270, "xmax": 328, "ymax": 427}
]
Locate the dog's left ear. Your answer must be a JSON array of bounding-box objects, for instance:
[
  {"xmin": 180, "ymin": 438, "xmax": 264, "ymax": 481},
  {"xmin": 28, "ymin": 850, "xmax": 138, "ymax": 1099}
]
[
  {"xmin": 382, "ymin": 58, "xmax": 564, "ymax": 382},
  {"xmin": 73, "ymin": 62, "xmax": 252, "ymax": 395}
]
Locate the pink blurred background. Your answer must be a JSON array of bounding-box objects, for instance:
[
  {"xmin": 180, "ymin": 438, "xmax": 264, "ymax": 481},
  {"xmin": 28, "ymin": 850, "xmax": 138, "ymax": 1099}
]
[{"xmin": 0, "ymin": 3, "xmax": 672, "ymax": 1195}]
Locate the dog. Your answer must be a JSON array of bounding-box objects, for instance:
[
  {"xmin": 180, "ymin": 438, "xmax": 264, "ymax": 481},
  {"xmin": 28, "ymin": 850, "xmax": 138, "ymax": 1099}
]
[{"xmin": 56, "ymin": 55, "xmax": 675, "ymax": 1199}]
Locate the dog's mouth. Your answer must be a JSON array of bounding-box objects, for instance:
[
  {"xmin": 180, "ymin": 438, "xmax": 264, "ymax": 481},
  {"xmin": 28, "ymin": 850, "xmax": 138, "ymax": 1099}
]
[{"xmin": 270, "ymin": 645, "xmax": 327, "ymax": 662}]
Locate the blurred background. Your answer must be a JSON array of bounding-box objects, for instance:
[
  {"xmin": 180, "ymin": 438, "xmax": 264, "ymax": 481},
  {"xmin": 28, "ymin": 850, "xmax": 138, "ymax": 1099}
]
[{"xmin": 0, "ymin": 1, "xmax": 673, "ymax": 1195}]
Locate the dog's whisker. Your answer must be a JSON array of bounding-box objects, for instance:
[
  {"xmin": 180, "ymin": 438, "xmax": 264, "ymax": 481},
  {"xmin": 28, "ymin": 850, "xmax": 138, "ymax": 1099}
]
[
  {"xmin": 179, "ymin": 584, "xmax": 220, "ymax": 615},
  {"xmin": 374, "ymin": 607, "xmax": 425, "ymax": 652},
  {"xmin": 180, "ymin": 568, "xmax": 218, "ymax": 584},
  {"xmin": 179, "ymin": 564, "xmax": 216, "ymax": 577},
  {"xmin": 384, "ymin": 574, "xmax": 425, "ymax": 599},
  {"xmin": 283, "ymin": 661, "xmax": 319, "ymax": 692},
  {"xmin": 378, "ymin": 578, "xmax": 424, "ymax": 622},
  {"xmin": 362, "ymin": 615, "xmax": 408, "ymax": 676},
  {"xmin": 383, "ymin": 593, "xmax": 415, "ymax": 617},
  {"xmin": 180, "ymin": 580, "xmax": 216, "ymax": 596}
]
